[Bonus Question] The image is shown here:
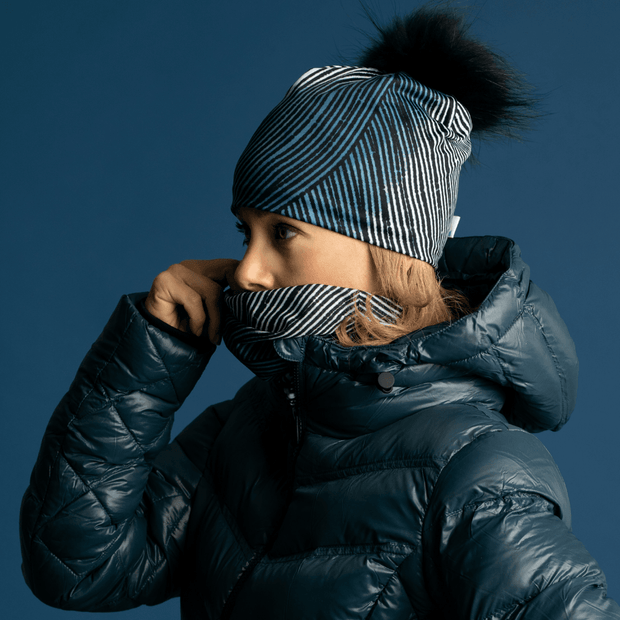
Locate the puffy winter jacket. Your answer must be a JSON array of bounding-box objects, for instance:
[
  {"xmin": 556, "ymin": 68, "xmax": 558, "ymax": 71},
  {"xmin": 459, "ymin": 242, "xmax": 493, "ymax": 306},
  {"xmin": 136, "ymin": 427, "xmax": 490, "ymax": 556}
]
[{"xmin": 20, "ymin": 236, "xmax": 620, "ymax": 619}]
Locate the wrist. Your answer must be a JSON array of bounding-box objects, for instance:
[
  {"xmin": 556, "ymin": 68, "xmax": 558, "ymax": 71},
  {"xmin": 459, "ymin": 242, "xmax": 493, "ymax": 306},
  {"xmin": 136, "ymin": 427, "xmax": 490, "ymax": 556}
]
[{"xmin": 137, "ymin": 296, "xmax": 215, "ymax": 354}]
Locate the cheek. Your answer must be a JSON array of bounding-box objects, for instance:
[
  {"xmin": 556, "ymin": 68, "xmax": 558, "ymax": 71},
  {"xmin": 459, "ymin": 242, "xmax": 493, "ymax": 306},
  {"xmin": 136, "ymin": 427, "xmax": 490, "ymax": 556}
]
[
  {"xmin": 338, "ymin": 244, "xmax": 377, "ymax": 290},
  {"xmin": 319, "ymin": 244, "xmax": 373, "ymax": 288},
  {"xmin": 278, "ymin": 236, "xmax": 375, "ymax": 290},
  {"xmin": 290, "ymin": 246, "xmax": 324, "ymax": 279},
  {"xmin": 278, "ymin": 245, "xmax": 330, "ymax": 285}
]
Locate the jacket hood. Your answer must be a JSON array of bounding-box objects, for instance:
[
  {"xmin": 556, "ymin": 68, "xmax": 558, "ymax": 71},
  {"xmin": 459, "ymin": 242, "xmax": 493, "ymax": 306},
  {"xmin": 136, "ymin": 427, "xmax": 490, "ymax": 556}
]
[{"xmin": 274, "ymin": 236, "xmax": 578, "ymax": 434}]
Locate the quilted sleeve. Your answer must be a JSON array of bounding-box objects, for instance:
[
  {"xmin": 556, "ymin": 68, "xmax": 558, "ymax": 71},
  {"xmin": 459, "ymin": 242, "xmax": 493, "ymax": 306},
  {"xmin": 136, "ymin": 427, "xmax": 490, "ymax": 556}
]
[
  {"xmin": 19, "ymin": 293, "xmax": 216, "ymax": 611},
  {"xmin": 419, "ymin": 428, "xmax": 620, "ymax": 620}
]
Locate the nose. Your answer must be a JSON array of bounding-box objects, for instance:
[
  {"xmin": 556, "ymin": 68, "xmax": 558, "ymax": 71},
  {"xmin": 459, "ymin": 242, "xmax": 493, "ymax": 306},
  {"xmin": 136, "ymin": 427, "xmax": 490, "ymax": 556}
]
[{"xmin": 233, "ymin": 241, "xmax": 276, "ymax": 291}]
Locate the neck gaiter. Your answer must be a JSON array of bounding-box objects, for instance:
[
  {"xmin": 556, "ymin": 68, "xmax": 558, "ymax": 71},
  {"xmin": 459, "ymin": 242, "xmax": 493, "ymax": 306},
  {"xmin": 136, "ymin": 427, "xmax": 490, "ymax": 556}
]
[{"xmin": 222, "ymin": 284, "xmax": 401, "ymax": 378}]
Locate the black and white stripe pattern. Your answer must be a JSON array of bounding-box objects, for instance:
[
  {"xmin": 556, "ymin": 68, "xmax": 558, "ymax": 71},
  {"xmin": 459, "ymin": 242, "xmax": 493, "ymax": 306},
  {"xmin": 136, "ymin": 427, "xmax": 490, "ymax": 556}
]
[
  {"xmin": 232, "ymin": 66, "xmax": 472, "ymax": 267},
  {"xmin": 223, "ymin": 284, "xmax": 402, "ymax": 378}
]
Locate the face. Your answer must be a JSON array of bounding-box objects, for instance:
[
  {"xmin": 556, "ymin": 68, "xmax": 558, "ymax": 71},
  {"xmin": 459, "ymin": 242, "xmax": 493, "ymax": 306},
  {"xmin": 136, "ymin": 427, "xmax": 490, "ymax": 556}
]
[{"xmin": 233, "ymin": 207, "xmax": 380, "ymax": 293}]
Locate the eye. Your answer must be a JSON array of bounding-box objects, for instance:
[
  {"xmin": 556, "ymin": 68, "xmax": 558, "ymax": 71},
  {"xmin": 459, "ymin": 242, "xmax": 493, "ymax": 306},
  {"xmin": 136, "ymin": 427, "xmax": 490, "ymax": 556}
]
[
  {"xmin": 273, "ymin": 224, "xmax": 297, "ymax": 241},
  {"xmin": 235, "ymin": 221, "xmax": 250, "ymax": 246}
]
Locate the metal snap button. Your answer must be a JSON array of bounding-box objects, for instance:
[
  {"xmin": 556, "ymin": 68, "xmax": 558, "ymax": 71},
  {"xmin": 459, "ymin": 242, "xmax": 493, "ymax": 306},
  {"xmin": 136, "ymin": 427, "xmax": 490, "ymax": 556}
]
[{"xmin": 377, "ymin": 372, "xmax": 395, "ymax": 393}]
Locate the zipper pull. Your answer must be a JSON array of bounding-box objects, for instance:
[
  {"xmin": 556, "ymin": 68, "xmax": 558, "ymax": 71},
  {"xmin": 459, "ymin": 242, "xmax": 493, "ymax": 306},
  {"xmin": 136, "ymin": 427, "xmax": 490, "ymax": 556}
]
[
  {"xmin": 283, "ymin": 367, "xmax": 303, "ymax": 445},
  {"xmin": 286, "ymin": 390, "xmax": 303, "ymax": 445}
]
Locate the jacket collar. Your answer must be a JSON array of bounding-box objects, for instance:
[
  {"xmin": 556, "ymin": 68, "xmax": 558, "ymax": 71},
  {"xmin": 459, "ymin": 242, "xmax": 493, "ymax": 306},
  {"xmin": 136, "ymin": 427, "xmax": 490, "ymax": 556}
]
[{"xmin": 273, "ymin": 237, "xmax": 578, "ymax": 435}]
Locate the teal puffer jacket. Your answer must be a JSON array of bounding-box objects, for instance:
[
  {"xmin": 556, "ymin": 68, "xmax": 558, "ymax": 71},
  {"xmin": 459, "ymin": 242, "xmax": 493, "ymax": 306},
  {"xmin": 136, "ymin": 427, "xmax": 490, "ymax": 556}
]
[{"xmin": 20, "ymin": 237, "xmax": 620, "ymax": 619}]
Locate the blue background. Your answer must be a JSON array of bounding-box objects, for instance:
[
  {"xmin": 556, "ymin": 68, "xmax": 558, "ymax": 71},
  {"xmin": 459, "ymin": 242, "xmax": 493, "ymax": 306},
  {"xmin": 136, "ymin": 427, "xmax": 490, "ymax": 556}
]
[{"xmin": 2, "ymin": 1, "xmax": 619, "ymax": 617}]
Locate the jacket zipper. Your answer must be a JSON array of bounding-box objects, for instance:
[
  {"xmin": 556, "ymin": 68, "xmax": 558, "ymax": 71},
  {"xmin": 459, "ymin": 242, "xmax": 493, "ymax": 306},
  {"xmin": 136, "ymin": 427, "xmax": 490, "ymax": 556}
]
[
  {"xmin": 219, "ymin": 363, "xmax": 304, "ymax": 620},
  {"xmin": 286, "ymin": 363, "xmax": 304, "ymax": 446}
]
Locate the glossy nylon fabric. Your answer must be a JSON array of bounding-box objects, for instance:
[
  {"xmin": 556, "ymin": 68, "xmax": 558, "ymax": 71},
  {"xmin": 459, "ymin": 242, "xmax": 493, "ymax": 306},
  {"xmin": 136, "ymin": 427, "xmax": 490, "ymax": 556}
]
[
  {"xmin": 20, "ymin": 237, "xmax": 620, "ymax": 619},
  {"xmin": 231, "ymin": 66, "xmax": 472, "ymax": 266}
]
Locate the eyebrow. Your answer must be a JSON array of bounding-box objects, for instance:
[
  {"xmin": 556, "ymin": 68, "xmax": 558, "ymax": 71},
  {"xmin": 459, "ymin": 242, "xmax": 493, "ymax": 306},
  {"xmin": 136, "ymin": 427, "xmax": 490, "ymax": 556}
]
[
  {"xmin": 235, "ymin": 208, "xmax": 272, "ymax": 223},
  {"xmin": 236, "ymin": 209, "xmax": 294, "ymax": 226}
]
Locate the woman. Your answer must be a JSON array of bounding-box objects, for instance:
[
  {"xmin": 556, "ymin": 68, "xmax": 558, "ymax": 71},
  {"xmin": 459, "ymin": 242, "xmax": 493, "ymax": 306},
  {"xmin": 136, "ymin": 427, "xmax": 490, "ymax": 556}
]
[{"xmin": 20, "ymin": 7, "xmax": 620, "ymax": 619}]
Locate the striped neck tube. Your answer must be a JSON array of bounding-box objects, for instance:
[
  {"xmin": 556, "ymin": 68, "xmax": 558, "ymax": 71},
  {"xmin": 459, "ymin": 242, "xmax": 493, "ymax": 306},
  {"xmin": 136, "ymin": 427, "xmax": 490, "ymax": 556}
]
[{"xmin": 222, "ymin": 284, "xmax": 401, "ymax": 378}]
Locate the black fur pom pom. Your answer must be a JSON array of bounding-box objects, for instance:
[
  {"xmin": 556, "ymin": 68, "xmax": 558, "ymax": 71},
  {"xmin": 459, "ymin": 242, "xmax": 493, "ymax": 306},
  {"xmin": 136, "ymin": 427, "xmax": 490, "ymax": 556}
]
[{"xmin": 358, "ymin": 6, "xmax": 538, "ymax": 138}]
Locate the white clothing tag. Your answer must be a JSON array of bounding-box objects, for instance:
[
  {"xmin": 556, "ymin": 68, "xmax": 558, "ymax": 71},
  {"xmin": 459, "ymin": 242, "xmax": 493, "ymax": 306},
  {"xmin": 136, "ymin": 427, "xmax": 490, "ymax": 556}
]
[{"xmin": 448, "ymin": 215, "xmax": 460, "ymax": 238}]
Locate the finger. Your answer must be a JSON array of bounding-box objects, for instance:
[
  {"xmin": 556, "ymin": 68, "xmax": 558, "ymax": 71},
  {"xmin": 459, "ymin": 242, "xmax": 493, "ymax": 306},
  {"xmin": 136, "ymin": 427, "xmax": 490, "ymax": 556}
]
[
  {"xmin": 180, "ymin": 259, "xmax": 240, "ymax": 288},
  {"xmin": 203, "ymin": 286, "xmax": 223, "ymax": 345},
  {"xmin": 169, "ymin": 264, "xmax": 225, "ymax": 344},
  {"xmin": 148, "ymin": 270, "xmax": 208, "ymax": 336},
  {"xmin": 225, "ymin": 261, "xmax": 242, "ymax": 291}
]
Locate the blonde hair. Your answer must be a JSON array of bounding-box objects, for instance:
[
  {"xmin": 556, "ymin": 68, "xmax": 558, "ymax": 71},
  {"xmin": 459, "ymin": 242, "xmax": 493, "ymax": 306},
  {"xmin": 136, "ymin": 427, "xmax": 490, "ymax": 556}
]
[{"xmin": 335, "ymin": 245, "xmax": 469, "ymax": 347}]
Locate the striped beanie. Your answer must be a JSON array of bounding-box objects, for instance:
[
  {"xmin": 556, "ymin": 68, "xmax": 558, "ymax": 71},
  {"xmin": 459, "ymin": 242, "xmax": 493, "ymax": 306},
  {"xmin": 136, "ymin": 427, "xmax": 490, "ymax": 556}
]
[{"xmin": 231, "ymin": 65, "xmax": 472, "ymax": 267}]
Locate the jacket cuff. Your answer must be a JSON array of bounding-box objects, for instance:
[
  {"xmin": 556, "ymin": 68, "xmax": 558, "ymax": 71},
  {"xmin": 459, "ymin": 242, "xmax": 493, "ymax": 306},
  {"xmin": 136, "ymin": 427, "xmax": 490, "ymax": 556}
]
[{"xmin": 136, "ymin": 294, "xmax": 216, "ymax": 355}]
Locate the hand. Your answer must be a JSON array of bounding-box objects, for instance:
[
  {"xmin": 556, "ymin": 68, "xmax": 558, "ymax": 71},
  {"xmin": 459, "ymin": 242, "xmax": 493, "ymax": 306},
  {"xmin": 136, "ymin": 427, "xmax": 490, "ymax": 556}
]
[{"xmin": 145, "ymin": 259, "xmax": 239, "ymax": 345}]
